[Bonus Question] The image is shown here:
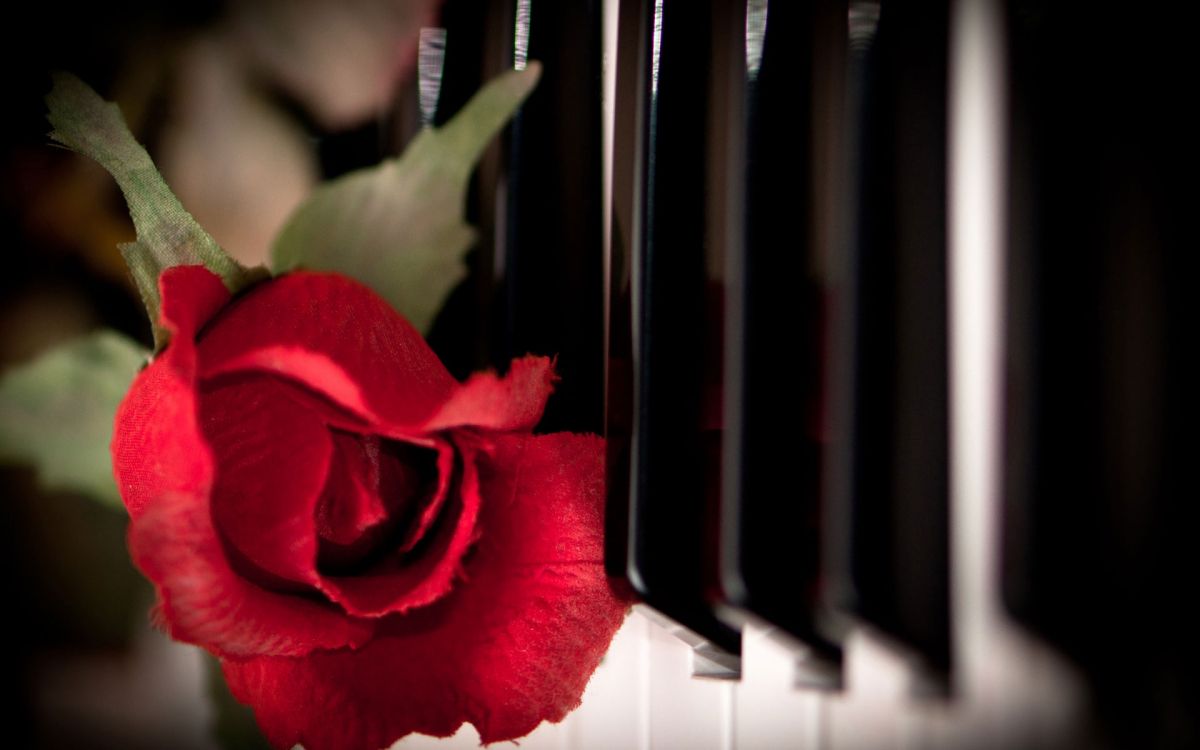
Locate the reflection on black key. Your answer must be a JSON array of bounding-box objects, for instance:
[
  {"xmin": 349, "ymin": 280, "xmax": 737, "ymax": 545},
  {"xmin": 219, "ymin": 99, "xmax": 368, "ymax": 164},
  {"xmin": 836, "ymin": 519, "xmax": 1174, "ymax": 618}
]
[
  {"xmin": 720, "ymin": 0, "xmax": 843, "ymax": 671},
  {"xmin": 606, "ymin": 0, "xmax": 740, "ymax": 660},
  {"xmin": 1002, "ymin": 5, "xmax": 1198, "ymax": 747},
  {"xmin": 827, "ymin": 0, "xmax": 952, "ymax": 684}
]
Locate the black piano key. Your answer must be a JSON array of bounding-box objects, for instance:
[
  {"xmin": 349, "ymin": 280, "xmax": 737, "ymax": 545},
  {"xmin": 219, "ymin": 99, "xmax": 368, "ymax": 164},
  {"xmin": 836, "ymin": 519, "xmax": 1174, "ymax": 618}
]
[
  {"xmin": 423, "ymin": 0, "xmax": 607, "ymax": 425},
  {"xmin": 420, "ymin": 0, "xmax": 495, "ymax": 379},
  {"xmin": 606, "ymin": 0, "xmax": 741, "ymax": 659},
  {"xmin": 494, "ymin": 0, "xmax": 606, "ymax": 434},
  {"xmin": 719, "ymin": 0, "xmax": 843, "ymax": 668},
  {"xmin": 827, "ymin": 1, "xmax": 952, "ymax": 681},
  {"xmin": 428, "ymin": 2, "xmax": 489, "ymax": 132},
  {"xmin": 1002, "ymin": 5, "xmax": 1198, "ymax": 747},
  {"xmin": 603, "ymin": 0, "xmax": 643, "ymax": 587}
]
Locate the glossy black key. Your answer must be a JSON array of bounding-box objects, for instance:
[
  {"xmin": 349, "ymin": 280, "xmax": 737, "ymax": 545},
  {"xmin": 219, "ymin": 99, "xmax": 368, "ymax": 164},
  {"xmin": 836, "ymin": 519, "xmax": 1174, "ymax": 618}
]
[
  {"xmin": 421, "ymin": 0, "xmax": 606, "ymax": 432},
  {"xmin": 493, "ymin": 0, "xmax": 606, "ymax": 434},
  {"xmin": 826, "ymin": 0, "xmax": 952, "ymax": 683},
  {"xmin": 419, "ymin": 0, "xmax": 496, "ymax": 379},
  {"xmin": 606, "ymin": 0, "xmax": 741, "ymax": 659},
  {"xmin": 719, "ymin": 0, "xmax": 844, "ymax": 670},
  {"xmin": 1001, "ymin": 4, "xmax": 1198, "ymax": 747}
]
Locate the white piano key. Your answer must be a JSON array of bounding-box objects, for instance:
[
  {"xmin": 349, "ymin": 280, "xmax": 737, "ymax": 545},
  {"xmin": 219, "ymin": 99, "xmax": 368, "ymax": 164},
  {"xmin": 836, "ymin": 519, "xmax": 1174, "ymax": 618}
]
[
  {"xmin": 643, "ymin": 607, "xmax": 738, "ymax": 750},
  {"xmin": 602, "ymin": 0, "xmax": 618, "ymax": 319},
  {"xmin": 949, "ymin": 0, "xmax": 1005, "ymax": 663},
  {"xmin": 826, "ymin": 630, "xmax": 921, "ymax": 750},
  {"xmin": 638, "ymin": 606, "xmax": 741, "ymax": 680},
  {"xmin": 393, "ymin": 611, "xmax": 649, "ymax": 750},
  {"xmin": 558, "ymin": 608, "xmax": 650, "ymax": 750},
  {"xmin": 734, "ymin": 623, "xmax": 825, "ymax": 750},
  {"xmin": 945, "ymin": 3, "xmax": 1090, "ymax": 750}
]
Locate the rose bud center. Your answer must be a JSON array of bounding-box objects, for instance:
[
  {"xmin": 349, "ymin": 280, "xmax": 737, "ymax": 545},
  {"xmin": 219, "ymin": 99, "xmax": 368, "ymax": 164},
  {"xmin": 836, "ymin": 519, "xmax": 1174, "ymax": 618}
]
[
  {"xmin": 199, "ymin": 373, "xmax": 455, "ymax": 606},
  {"xmin": 314, "ymin": 431, "xmax": 438, "ymax": 576}
]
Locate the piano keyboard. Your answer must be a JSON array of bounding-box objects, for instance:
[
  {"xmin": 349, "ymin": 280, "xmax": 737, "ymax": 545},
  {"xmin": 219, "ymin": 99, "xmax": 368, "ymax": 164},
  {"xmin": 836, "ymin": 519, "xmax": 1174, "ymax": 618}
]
[{"xmin": 399, "ymin": 0, "xmax": 1195, "ymax": 747}]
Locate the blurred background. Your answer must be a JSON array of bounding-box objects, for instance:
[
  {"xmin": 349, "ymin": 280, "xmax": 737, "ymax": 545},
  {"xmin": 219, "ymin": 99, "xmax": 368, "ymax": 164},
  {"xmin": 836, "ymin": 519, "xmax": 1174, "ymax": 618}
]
[
  {"xmin": 3, "ymin": 1, "xmax": 1196, "ymax": 749},
  {"xmin": 2, "ymin": 2, "xmax": 614, "ymax": 746},
  {"xmin": 0, "ymin": 1, "xmax": 441, "ymax": 746}
]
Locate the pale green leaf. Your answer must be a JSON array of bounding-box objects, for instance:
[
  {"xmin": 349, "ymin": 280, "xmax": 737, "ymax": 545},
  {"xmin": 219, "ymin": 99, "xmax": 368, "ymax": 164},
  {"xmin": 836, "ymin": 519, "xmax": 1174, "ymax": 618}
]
[
  {"xmin": 271, "ymin": 63, "xmax": 542, "ymax": 333},
  {"xmin": 45, "ymin": 73, "xmax": 265, "ymax": 349},
  {"xmin": 0, "ymin": 330, "xmax": 148, "ymax": 508}
]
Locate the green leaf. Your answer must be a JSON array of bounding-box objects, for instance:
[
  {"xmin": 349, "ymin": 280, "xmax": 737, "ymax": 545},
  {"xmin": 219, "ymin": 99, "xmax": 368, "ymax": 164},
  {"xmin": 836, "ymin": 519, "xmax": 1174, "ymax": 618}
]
[
  {"xmin": 45, "ymin": 73, "xmax": 264, "ymax": 349},
  {"xmin": 271, "ymin": 63, "xmax": 542, "ymax": 333},
  {"xmin": 0, "ymin": 330, "xmax": 148, "ymax": 509}
]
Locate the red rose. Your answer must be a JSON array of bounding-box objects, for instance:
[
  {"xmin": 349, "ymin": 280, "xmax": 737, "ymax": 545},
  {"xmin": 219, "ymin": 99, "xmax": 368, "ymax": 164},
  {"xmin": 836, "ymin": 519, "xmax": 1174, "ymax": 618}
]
[{"xmin": 112, "ymin": 265, "xmax": 628, "ymax": 749}]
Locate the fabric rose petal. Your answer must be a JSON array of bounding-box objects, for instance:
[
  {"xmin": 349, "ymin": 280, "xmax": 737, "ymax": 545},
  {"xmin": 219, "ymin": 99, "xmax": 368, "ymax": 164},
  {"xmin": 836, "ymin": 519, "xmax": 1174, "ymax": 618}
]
[{"xmin": 112, "ymin": 266, "xmax": 629, "ymax": 749}]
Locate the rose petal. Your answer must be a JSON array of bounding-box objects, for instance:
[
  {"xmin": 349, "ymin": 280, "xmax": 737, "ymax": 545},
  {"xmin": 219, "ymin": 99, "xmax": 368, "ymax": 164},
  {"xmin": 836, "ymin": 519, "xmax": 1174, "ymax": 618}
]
[
  {"xmin": 315, "ymin": 432, "xmax": 393, "ymax": 548},
  {"xmin": 395, "ymin": 439, "xmax": 456, "ymax": 554},
  {"xmin": 116, "ymin": 267, "xmax": 374, "ymax": 657},
  {"xmin": 113, "ymin": 265, "xmax": 229, "ymax": 520},
  {"xmin": 202, "ymin": 375, "xmax": 332, "ymax": 588},
  {"xmin": 222, "ymin": 433, "xmax": 630, "ymax": 750},
  {"xmin": 315, "ymin": 437, "xmax": 479, "ymax": 618},
  {"xmin": 197, "ymin": 271, "xmax": 458, "ymax": 429},
  {"xmin": 421, "ymin": 355, "xmax": 557, "ymax": 433},
  {"xmin": 315, "ymin": 433, "xmax": 444, "ymax": 570},
  {"xmin": 130, "ymin": 488, "xmax": 374, "ymax": 658}
]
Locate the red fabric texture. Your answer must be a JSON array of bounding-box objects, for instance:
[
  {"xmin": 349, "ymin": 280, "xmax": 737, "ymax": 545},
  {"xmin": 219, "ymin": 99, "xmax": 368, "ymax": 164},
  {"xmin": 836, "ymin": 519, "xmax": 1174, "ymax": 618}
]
[
  {"xmin": 113, "ymin": 266, "xmax": 629, "ymax": 748},
  {"xmin": 222, "ymin": 433, "xmax": 624, "ymax": 750}
]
